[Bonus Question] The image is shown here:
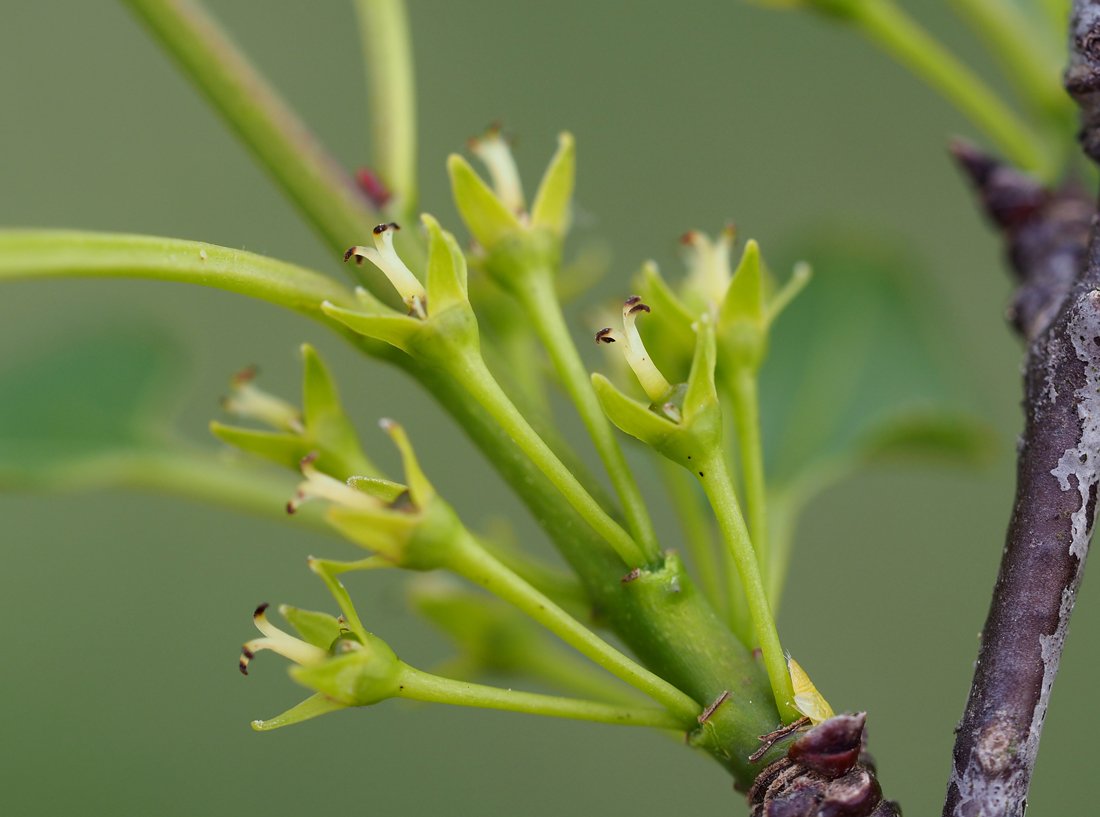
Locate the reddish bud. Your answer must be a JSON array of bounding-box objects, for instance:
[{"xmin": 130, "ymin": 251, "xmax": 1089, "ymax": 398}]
[
  {"xmin": 819, "ymin": 767, "xmax": 881, "ymax": 817},
  {"xmin": 787, "ymin": 713, "xmax": 866, "ymax": 779},
  {"xmin": 355, "ymin": 168, "xmax": 392, "ymax": 209}
]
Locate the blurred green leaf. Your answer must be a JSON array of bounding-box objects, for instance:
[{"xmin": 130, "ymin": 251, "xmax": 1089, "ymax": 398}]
[
  {"xmin": 760, "ymin": 237, "xmax": 992, "ymax": 489},
  {"xmin": 858, "ymin": 411, "xmax": 994, "ymax": 468},
  {"xmin": 0, "ymin": 327, "xmax": 183, "ymax": 487}
]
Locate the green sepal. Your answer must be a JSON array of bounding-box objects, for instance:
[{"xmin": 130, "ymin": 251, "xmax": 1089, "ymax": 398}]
[
  {"xmin": 325, "ymin": 504, "xmax": 421, "ymax": 562},
  {"xmin": 680, "ymin": 315, "xmax": 721, "ymax": 429},
  {"xmin": 447, "ymin": 153, "xmax": 523, "ymax": 251},
  {"xmin": 530, "ymin": 131, "xmax": 575, "ymax": 237},
  {"xmin": 299, "ymin": 344, "xmax": 373, "ymax": 476},
  {"xmin": 278, "ymin": 604, "xmax": 344, "ymax": 650},
  {"xmin": 720, "ymin": 240, "xmax": 765, "ymax": 325},
  {"xmin": 765, "ymin": 262, "xmax": 813, "ymax": 325},
  {"xmin": 592, "ymin": 372, "xmax": 679, "ymax": 451},
  {"xmin": 250, "ymin": 692, "xmax": 346, "ymax": 732},
  {"xmin": 208, "ymin": 422, "xmax": 309, "ymax": 471},
  {"xmin": 326, "ymin": 491, "xmax": 466, "ymax": 571},
  {"xmin": 347, "ymin": 475, "xmax": 407, "ymax": 503},
  {"xmin": 350, "ymin": 283, "xmax": 394, "ymax": 315},
  {"xmin": 717, "ymin": 239, "xmax": 767, "ymax": 372},
  {"xmin": 300, "ymin": 344, "xmax": 341, "ymax": 428},
  {"xmin": 381, "ymin": 418, "xmax": 435, "ymax": 506},
  {"xmin": 422, "ymin": 213, "xmax": 469, "ymax": 314},
  {"xmin": 321, "ymin": 302, "xmax": 421, "ymax": 354},
  {"xmin": 288, "ymin": 635, "xmax": 403, "ymax": 706}
]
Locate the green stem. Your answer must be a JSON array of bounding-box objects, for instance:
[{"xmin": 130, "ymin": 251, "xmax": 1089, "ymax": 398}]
[
  {"xmin": 657, "ymin": 458, "xmax": 724, "ymax": 614},
  {"xmin": 398, "ymin": 666, "xmax": 686, "ymax": 729},
  {"xmin": 946, "ymin": 0, "xmax": 1068, "ymax": 119},
  {"xmin": 766, "ymin": 490, "xmax": 799, "ymax": 612},
  {"xmin": 32, "ymin": 445, "xmax": 330, "ymax": 534},
  {"xmin": 766, "ymin": 463, "xmax": 849, "ymax": 608},
  {"xmin": 121, "ymin": 0, "xmax": 379, "ymax": 256},
  {"xmin": 449, "ymin": 350, "xmax": 648, "ymax": 567},
  {"xmin": 483, "ymin": 314, "xmax": 551, "ymax": 417},
  {"xmin": 728, "ymin": 368, "xmax": 769, "ymax": 590},
  {"xmin": 697, "ymin": 452, "xmax": 797, "ymax": 722},
  {"xmin": 130, "ymin": 447, "xmax": 327, "ymax": 527},
  {"xmin": 450, "ymin": 533, "xmax": 701, "ymax": 722},
  {"xmin": 354, "ymin": 0, "xmax": 418, "ymax": 222},
  {"xmin": 0, "ymin": 230, "xmax": 357, "ymax": 319},
  {"xmin": 850, "ymin": 0, "xmax": 1051, "ymax": 176},
  {"xmin": 513, "ymin": 269, "xmax": 661, "ymax": 561},
  {"xmin": 519, "ymin": 645, "xmax": 648, "ymax": 706},
  {"xmin": 477, "ymin": 534, "xmax": 590, "ymax": 614}
]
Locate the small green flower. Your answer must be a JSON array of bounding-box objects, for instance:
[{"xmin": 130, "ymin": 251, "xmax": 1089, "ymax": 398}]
[
  {"xmin": 592, "ymin": 302, "xmax": 722, "ymax": 468},
  {"xmin": 239, "ymin": 601, "xmax": 402, "ymax": 731},
  {"xmin": 289, "ymin": 419, "xmax": 466, "ymax": 572},
  {"xmin": 624, "ymin": 230, "xmax": 810, "ymax": 386},
  {"xmin": 447, "ymin": 128, "xmax": 575, "ymax": 287},
  {"xmin": 240, "ymin": 567, "xmax": 694, "ymax": 734},
  {"xmin": 211, "ymin": 344, "xmax": 375, "ymax": 479},
  {"xmin": 325, "ymin": 215, "xmax": 478, "ymax": 367}
]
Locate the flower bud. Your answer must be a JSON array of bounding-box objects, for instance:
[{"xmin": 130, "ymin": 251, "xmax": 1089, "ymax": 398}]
[{"xmin": 240, "ymin": 600, "xmax": 404, "ymax": 731}]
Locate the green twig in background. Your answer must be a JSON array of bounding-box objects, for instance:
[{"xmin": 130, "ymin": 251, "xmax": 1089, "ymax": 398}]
[
  {"xmin": 122, "ymin": 0, "xmax": 379, "ymax": 258},
  {"xmin": 947, "ymin": 0, "xmax": 1067, "ymax": 120},
  {"xmin": 354, "ymin": 0, "xmax": 418, "ymax": 222},
  {"xmin": 849, "ymin": 0, "xmax": 1053, "ymax": 177}
]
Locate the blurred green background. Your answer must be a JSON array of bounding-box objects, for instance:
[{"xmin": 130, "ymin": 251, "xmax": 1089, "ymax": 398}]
[{"xmin": 1, "ymin": 2, "xmax": 1094, "ymax": 815}]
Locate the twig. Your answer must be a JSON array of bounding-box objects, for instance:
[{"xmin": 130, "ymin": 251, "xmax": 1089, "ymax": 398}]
[
  {"xmin": 942, "ymin": 7, "xmax": 1100, "ymax": 808},
  {"xmin": 950, "ymin": 140, "xmax": 1092, "ymax": 342}
]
